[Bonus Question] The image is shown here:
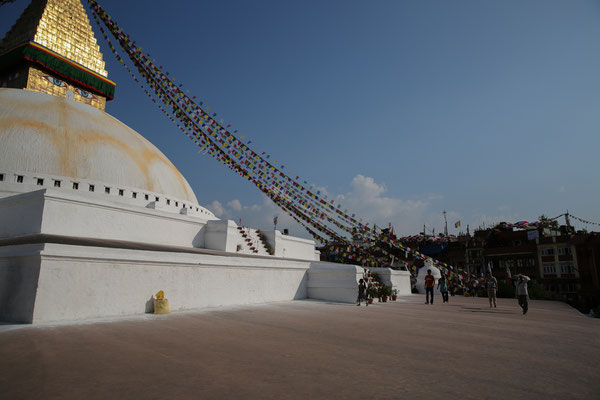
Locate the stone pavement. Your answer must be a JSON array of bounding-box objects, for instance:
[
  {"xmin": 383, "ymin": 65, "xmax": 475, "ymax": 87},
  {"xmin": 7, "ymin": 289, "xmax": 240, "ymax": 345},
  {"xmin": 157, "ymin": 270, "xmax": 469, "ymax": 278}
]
[{"xmin": 1, "ymin": 295, "xmax": 598, "ymax": 399}]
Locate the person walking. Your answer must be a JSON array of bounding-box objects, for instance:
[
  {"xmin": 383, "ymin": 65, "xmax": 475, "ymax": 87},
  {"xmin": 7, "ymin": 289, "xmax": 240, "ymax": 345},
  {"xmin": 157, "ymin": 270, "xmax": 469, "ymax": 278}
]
[
  {"xmin": 486, "ymin": 272, "xmax": 498, "ymax": 308},
  {"xmin": 438, "ymin": 273, "xmax": 449, "ymax": 303},
  {"xmin": 357, "ymin": 278, "xmax": 367, "ymax": 306},
  {"xmin": 424, "ymin": 269, "xmax": 436, "ymax": 304},
  {"xmin": 513, "ymin": 274, "xmax": 531, "ymax": 314}
]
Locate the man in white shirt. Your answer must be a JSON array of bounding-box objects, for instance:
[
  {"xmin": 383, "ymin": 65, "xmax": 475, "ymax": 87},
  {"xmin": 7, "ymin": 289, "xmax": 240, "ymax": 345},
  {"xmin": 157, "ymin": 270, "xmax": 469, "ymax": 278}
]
[
  {"xmin": 486, "ymin": 272, "xmax": 498, "ymax": 308},
  {"xmin": 513, "ymin": 274, "xmax": 531, "ymax": 315}
]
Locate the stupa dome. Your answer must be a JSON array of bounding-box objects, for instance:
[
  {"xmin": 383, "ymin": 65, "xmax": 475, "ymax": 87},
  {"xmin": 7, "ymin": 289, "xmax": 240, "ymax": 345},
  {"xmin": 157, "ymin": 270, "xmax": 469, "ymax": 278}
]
[{"xmin": 0, "ymin": 88, "xmax": 198, "ymax": 204}]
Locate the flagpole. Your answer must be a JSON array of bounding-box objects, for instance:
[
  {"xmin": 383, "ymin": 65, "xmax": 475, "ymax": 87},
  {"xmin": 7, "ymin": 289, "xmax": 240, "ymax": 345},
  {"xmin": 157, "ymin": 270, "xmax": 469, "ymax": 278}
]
[{"xmin": 443, "ymin": 210, "xmax": 448, "ymax": 237}]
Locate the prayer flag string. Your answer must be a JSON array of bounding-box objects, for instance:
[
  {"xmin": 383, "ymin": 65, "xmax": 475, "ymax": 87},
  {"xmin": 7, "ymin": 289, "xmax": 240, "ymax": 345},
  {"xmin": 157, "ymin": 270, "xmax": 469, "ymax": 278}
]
[{"xmin": 87, "ymin": 0, "xmax": 496, "ymax": 279}]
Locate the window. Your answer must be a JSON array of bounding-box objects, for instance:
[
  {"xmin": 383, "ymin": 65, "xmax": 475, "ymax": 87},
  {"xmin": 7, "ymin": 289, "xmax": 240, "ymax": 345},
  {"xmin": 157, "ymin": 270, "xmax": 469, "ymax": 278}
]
[
  {"xmin": 144, "ymin": 194, "xmax": 149, "ymax": 200},
  {"xmin": 517, "ymin": 259, "xmax": 524, "ymax": 268},
  {"xmin": 166, "ymin": 199, "xmax": 171, "ymax": 205},
  {"xmin": 89, "ymin": 184, "xmax": 95, "ymax": 192},
  {"xmin": 132, "ymin": 192, "xmax": 137, "ymax": 199},
  {"xmin": 155, "ymin": 196, "xmax": 159, "ymax": 202},
  {"xmin": 506, "ymin": 260, "xmax": 514, "ymax": 269},
  {"xmin": 105, "ymin": 187, "xmax": 110, "ymax": 194},
  {"xmin": 543, "ymin": 263, "xmax": 556, "ymax": 274},
  {"xmin": 558, "ymin": 247, "xmax": 572, "ymax": 255},
  {"xmin": 175, "ymin": 201, "xmax": 179, "ymax": 207},
  {"xmin": 0, "ymin": 173, "xmax": 4, "ymax": 181},
  {"xmin": 54, "ymin": 180, "xmax": 61, "ymax": 188},
  {"xmin": 528, "ymin": 258, "xmax": 536, "ymax": 267},
  {"xmin": 541, "ymin": 248, "xmax": 554, "ymax": 256},
  {"xmin": 183, "ymin": 203, "xmax": 186, "ymax": 208},
  {"xmin": 118, "ymin": 189, "xmax": 124, "ymax": 196},
  {"xmin": 37, "ymin": 178, "xmax": 44, "ymax": 186},
  {"xmin": 560, "ymin": 263, "xmax": 574, "ymax": 274},
  {"xmin": 72, "ymin": 182, "xmax": 79, "ymax": 190},
  {"xmin": 16, "ymin": 175, "xmax": 24, "ymax": 183}
]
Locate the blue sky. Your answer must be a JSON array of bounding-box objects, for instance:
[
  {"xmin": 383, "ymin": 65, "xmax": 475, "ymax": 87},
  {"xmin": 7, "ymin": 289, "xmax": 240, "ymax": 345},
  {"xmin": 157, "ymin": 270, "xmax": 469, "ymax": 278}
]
[{"xmin": 2, "ymin": 0, "xmax": 600, "ymax": 237}]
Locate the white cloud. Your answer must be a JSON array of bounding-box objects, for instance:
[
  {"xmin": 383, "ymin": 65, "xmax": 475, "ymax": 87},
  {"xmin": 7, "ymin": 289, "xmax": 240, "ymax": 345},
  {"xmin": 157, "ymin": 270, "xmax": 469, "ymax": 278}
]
[
  {"xmin": 335, "ymin": 174, "xmax": 435, "ymax": 235},
  {"xmin": 350, "ymin": 175, "xmax": 385, "ymax": 197},
  {"xmin": 207, "ymin": 174, "xmax": 450, "ymax": 239},
  {"xmin": 206, "ymin": 174, "xmax": 552, "ymax": 241},
  {"xmin": 227, "ymin": 199, "xmax": 242, "ymax": 211},
  {"xmin": 207, "ymin": 196, "xmax": 298, "ymax": 233},
  {"xmin": 209, "ymin": 200, "xmax": 225, "ymax": 217}
]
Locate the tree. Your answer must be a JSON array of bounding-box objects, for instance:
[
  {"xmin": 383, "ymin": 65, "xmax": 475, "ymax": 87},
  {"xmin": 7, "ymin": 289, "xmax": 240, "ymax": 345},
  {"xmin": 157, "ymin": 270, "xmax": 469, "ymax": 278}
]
[{"xmin": 539, "ymin": 214, "xmax": 559, "ymax": 231}]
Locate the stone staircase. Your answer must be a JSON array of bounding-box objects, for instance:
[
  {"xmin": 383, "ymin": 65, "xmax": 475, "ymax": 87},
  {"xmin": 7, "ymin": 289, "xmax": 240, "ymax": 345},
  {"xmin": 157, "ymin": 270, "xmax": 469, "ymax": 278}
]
[
  {"xmin": 255, "ymin": 229, "xmax": 274, "ymax": 255},
  {"xmin": 236, "ymin": 226, "xmax": 272, "ymax": 255}
]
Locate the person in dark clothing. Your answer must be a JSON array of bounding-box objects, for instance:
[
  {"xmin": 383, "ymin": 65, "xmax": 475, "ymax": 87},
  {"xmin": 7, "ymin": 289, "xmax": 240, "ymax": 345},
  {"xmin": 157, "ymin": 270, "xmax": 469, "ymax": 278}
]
[{"xmin": 357, "ymin": 278, "xmax": 368, "ymax": 306}]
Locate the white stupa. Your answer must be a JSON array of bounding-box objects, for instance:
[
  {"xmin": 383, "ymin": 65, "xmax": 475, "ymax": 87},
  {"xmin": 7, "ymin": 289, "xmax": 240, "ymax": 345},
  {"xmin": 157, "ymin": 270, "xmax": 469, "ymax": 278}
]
[
  {"xmin": 0, "ymin": 0, "xmax": 332, "ymax": 324},
  {"xmin": 0, "ymin": 0, "xmax": 413, "ymax": 324}
]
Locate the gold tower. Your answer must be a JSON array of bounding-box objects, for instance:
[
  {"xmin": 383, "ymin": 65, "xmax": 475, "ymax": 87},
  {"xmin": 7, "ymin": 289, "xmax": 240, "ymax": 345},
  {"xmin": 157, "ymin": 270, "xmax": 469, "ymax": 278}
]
[{"xmin": 0, "ymin": 0, "xmax": 115, "ymax": 110}]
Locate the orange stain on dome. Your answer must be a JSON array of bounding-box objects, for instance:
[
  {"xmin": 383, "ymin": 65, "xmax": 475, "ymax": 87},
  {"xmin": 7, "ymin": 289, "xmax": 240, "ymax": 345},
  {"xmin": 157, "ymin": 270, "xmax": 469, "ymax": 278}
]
[{"xmin": 0, "ymin": 90, "xmax": 195, "ymax": 202}]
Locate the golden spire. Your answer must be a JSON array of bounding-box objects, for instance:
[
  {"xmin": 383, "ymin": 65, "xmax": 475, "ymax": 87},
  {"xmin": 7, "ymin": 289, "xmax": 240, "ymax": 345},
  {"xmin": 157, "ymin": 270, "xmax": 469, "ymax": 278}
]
[{"xmin": 0, "ymin": 0, "xmax": 115, "ymax": 110}]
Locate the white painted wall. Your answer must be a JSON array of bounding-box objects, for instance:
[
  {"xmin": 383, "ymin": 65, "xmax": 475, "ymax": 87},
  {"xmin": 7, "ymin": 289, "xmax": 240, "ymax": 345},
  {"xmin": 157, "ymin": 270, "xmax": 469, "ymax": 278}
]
[
  {"xmin": 0, "ymin": 190, "xmax": 45, "ymax": 239},
  {"xmin": 0, "ymin": 247, "xmax": 41, "ymax": 323},
  {"xmin": 0, "ymin": 243, "xmax": 311, "ymax": 323},
  {"xmin": 0, "ymin": 190, "xmax": 390, "ymax": 324},
  {"xmin": 0, "ymin": 190, "xmax": 319, "ymax": 261},
  {"xmin": 36, "ymin": 189, "xmax": 211, "ymax": 247},
  {"xmin": 369, "ymin": 267, "xmax": 412, "ymax": 295},
  {"xmin": 264, "ymin": 230, "xmax": 319, "ymax": 260},
  {"xmin": 0, "ymin": 242, "xmax": 418, "ymax": 323},
  {"xmin": 0, "ymin": 170, "xmax": 216, "ymax": 219},
  {"xmin": 308, "ymin": 262, "xmax": 363, "ymax": 303},
  {"xmin": 204, "ymin": 219, "xmax": 239, "ymax": 252}
]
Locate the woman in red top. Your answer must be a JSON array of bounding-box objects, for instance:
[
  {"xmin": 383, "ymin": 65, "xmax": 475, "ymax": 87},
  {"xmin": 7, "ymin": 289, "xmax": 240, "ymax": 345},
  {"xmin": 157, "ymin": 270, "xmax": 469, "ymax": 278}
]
[{"xmin": 424, "ymin": 269, "xmax": 436, "ymax": 304}]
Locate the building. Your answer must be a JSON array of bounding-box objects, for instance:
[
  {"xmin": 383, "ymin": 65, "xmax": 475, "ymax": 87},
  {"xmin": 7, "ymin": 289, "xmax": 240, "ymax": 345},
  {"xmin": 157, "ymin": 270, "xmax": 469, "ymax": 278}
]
[
  {"xmin": 537, "ymin": 234, "xmax": 579, "ymax": 301},
  {"xmin": 570, "ymin": 233, "xmax": 600, "ymax": 312},
  {"xmin": 413, "ymin": 224, "xmax": 599, "ymax": 308},
  {"xmin": 483, "ymin": 229, "xmax": 539, "ymax": 282}
]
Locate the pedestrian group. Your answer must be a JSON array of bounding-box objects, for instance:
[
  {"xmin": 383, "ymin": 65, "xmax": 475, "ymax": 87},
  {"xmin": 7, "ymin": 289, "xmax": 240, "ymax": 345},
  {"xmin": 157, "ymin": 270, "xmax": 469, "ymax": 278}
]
[{"xmin": 357, "ymin": 268, "xmax": 531, "ymax": 315}]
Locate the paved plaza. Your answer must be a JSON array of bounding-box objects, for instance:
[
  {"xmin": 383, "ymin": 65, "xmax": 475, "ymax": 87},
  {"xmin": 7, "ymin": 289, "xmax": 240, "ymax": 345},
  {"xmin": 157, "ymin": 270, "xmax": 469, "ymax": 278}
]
[{"xmin": 1, "ymin": 295, "xmax": 598, "ymax": 399}]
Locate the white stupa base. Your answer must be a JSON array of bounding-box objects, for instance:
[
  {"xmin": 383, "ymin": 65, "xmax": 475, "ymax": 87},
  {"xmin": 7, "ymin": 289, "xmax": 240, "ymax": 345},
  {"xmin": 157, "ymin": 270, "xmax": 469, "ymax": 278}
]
[
  {"xmin": 0, "ymin": 242, "xmax": 312, "ymax": 323},
  {"xmin": 0, "ymin": 188, "xmax": 410, "ymax": 324},
  {"xmin": 0, "ymin": 243, "xmax": 413, "ymax": 324}
]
